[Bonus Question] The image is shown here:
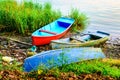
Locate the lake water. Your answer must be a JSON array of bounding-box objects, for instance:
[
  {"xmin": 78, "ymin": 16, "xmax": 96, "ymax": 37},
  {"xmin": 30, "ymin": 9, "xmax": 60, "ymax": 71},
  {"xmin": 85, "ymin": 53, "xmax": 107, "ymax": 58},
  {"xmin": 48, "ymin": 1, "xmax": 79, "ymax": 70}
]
[{"xmin": 19, "ymin": 0, "xmax": 120, "ymax": 36}]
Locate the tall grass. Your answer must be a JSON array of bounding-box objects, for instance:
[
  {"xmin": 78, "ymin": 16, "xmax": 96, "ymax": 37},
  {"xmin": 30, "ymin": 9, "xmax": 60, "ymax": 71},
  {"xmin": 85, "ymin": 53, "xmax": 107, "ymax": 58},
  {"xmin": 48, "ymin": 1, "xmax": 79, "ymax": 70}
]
[
  {"xmin": 0, "ymin": 0, "xmax": 61, "ymax": 35},
  {"xmin": 0, "ymin": 1, "xmax": 88, "ymax": 35}
]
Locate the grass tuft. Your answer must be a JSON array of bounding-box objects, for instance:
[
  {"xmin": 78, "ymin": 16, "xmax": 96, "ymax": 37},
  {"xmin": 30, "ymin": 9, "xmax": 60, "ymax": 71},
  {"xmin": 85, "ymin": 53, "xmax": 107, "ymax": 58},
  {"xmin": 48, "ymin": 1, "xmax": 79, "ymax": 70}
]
[{"xmin": 69, "ymin": 8, "xmax": 89, "ymax": 32}]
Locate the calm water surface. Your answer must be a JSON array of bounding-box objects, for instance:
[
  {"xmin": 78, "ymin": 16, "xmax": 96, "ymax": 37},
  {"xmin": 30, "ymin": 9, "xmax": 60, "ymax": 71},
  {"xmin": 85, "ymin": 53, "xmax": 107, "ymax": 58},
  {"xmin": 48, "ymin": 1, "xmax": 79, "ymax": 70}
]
[{"xmin": 20, "ymin": 0, "xmax": 120, "ymax": 36}]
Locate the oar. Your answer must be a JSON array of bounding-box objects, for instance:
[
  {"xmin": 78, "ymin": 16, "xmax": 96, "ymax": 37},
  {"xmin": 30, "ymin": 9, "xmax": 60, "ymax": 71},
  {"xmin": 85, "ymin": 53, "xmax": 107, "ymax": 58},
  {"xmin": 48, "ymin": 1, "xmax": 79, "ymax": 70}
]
[{"xmin": 39, "ymin": 30, "xmax": 57, "ymax": 35}]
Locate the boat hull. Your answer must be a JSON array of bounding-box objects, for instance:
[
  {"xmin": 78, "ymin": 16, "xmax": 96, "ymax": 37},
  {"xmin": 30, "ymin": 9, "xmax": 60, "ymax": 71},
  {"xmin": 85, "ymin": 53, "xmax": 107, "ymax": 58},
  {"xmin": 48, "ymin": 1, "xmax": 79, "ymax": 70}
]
[
  {"xmin": 32, "ymin": 17, "xmax": 75, "ymax": 46},
  {"xmin": 23, "ymin": 47, "xmax": 105, "ymax": 72},
  {"xmin": 51, "ymin": 37, "xmax": 109, "ymax": 49},
  {"xmin": 32, "ymin": 29, "xmax": 70, "ymax": 45},
  {"xmin": 51, "ymin": 31, "xmax": 110, "ymax": 49}
]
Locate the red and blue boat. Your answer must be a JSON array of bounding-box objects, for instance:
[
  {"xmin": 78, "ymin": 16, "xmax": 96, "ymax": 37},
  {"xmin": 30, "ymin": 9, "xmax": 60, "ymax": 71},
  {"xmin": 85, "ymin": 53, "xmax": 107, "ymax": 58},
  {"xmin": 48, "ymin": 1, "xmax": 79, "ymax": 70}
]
[{"xmin": 32, "ymin": 17, "xmax": 75, "ymax": 46}]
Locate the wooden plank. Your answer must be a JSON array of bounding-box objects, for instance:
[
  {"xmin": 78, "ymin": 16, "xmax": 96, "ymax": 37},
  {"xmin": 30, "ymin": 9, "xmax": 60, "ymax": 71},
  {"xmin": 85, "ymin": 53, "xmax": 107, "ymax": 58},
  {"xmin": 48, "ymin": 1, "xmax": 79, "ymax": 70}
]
[
  {"xmin": 0, "ymin": 36, "xmax": 32, "ymax": 46},
  {"xmin": 39, "ymin": 30, "xmax": 57, "ymax": 35}
]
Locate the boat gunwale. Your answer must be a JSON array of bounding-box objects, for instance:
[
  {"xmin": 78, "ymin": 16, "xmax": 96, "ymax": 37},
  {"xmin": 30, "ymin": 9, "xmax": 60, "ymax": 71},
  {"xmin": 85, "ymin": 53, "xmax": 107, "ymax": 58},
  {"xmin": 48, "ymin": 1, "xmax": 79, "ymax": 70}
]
[
  {"xmin": 28, "ymin": 47, "xmax": 102, "ymax": 57},
  {"xmin": 32, "ymin": 17, "xmax": 75, "ymax": 37},
  {"xmin": 51, "ymin": 37, "xmax": 109, "ymax": 45},
  {"xmin": 32, "ymin": 24, "xmax": 72, "ymax": 37}
]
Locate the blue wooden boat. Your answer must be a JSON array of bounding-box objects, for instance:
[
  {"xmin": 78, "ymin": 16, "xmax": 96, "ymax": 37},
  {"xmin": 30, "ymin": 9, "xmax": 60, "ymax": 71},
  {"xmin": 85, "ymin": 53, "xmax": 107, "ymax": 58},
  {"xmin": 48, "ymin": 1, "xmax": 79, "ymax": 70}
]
[
  {"xmin": 23, "ymin": 47, "xmax": 106, "ymax": 72},
  {"xmin": 51, "ymin": 31, "xmax": 110, "ymax": 49},
  {"xmin": 32, "ymin": 17, "xmax": 75, "ymax": 46}
]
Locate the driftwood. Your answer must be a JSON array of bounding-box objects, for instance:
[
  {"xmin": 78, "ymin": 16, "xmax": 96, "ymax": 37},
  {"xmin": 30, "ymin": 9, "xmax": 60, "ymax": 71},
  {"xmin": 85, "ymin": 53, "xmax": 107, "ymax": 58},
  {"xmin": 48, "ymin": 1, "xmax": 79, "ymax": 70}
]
[{"xmin": 0, "ymin": 36, "xmax": 32, "ymax": 46}]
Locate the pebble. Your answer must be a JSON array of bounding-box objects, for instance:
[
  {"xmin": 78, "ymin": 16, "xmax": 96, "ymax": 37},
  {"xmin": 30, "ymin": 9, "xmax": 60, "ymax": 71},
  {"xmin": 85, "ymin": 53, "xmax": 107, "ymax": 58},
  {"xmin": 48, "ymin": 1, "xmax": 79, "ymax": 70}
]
[{"xmin": 2, "ymin": 56, "xmax": 14, "ymax": 63}]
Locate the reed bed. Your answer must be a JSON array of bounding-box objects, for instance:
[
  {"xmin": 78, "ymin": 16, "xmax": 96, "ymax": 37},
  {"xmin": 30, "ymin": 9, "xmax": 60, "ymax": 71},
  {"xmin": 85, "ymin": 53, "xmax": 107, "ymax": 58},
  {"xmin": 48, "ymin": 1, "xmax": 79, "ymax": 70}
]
[
  {"xmin": 0, "ymin": 1, "xmax": 61, "ymax": 34},
  {"xmin": 0, "ymin": 0, "xmax": 88, "ymax": 35}
]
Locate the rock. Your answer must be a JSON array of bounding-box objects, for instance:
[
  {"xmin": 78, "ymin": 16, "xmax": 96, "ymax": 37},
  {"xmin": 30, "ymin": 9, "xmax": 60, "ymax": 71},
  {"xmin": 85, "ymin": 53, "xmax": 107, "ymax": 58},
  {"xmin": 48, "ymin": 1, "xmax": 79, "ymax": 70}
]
[
  {"xmin": 0, "ymin": 41, "xmax": 8, "ymax": 45},
  {"xmin": 3, "ymin": 45, "xmax": 8, "ymax": 49},
  {"xmin": 15, "ymin": 54, "xmax": 19, "ymax": 57},
  {"xmin": 68, "ymin": 77, "xmax": 74, "ymax": 80},
  {"xmin": 17, "ymin": 57, "xmax": 24, "ymax": 61},
  {"xmin": 2, "ymin": 56, "xmax": 14, "ymax": 63},
  {"xmin": 27, "ymin": 51, "xmax": 36, "ymax": 57},
  {"xmin": 0, "ymin": 45, "xmax": 4, "ymax": 49},
  {"xmin": 12, "ymin": 49, "xmax": 19, "ymax": 53},
  {"xmin": 43, "ymin": 77, "xmax": 56, "ymax": 80},
  {"xmin": 15, "ymin": 46, "xmax": 20, "ymax": 49}
]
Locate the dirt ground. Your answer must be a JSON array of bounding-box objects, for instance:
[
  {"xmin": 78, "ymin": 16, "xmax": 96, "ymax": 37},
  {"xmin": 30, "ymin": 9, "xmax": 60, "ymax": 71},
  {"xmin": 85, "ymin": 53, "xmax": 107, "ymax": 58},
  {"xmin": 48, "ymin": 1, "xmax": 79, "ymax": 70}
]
[{"xmin": 0, "ymin": 32, "xmax": 120, "ymax": 80}]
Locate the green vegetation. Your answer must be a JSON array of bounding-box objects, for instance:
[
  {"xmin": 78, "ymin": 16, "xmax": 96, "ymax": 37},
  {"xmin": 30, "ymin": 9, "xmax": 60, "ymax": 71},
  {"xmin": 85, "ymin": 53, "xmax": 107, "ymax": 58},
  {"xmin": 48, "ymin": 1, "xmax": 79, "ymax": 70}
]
[
  {"xmin": 29, "ymin": 52, "xmax": 120, "ymax": 79},
  {"xmin": 0, "ymin": 52, "xmax": 120, "ymax": 79},
  {"xmin": 0, "ymin": 0, "xmax": 61, "ymax": 35},
  {"xmin": 0, "ymin": 0, "xmax": 88, "ymax": 35},
  {"xmin": 35, "ymin": 59, "xmax": 120, "ymax": 79},
  {"xmin": 69, "ymin": 8, "xmax": 89, "ymax": 32},
  {"xmin": 0, "ymin": 54, "xmax": 22, "ymax": 71},
  {"xmin": 60, "ymin": 60, "xmax": 120, "ymax": 78}
]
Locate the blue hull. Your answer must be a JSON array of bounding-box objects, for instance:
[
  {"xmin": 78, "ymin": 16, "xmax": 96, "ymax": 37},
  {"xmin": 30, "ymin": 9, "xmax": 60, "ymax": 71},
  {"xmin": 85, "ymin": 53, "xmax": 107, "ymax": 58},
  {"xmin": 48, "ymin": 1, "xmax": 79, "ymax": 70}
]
[{"xmin": 23, "ymin": 47, "xmax": 105, "ymax": 72}]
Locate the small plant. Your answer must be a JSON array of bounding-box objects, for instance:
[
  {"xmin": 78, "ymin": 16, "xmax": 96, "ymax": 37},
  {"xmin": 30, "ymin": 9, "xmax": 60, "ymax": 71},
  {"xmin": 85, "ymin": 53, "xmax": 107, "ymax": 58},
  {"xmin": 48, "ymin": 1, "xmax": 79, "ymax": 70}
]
[
  {"xmin": 2, "ymin": 60, "xmax": 23, "ymax": 71},
  {"xmin": 0, "ymin": 54, "xmax": 23, "ymax": 72},
  {"xmin": 47, "ymin": 57, "xmax": 57, "ymax": 68},
  {"xmin": 57, "ymin": 52, "xmax": 69, "ymax": 66},
  {"xmin": 47, "ymin": 67, "xmax": 60, "ymax": 78},
  {"xmin": 69, "ymin": 8, "xmax": 89, "ymax": 32}
]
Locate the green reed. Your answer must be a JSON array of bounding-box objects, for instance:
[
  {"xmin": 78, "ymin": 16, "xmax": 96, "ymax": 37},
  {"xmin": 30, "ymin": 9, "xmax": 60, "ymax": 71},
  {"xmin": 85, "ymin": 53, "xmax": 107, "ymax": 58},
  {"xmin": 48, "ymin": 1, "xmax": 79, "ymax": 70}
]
[
  {"xmin": 0, "ymin": 1, "xmax": 61, "ymax": 35},
  {"xmin": 0, "ymin": 1, "xmax": 88, "ymax": 35},
  {"xmin": 69, "ymin": 8, "xmax": 89, "ymax": 32}
]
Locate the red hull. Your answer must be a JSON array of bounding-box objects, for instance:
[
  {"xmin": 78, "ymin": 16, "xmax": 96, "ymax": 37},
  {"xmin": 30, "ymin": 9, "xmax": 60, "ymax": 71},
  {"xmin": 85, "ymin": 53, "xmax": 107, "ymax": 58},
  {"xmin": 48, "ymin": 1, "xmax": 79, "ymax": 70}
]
[
  {"xmin": 32, "ymin": 17, "xmax": 75, "ymax": 46},
  {"xmin": 32, "ymin": 29, "xmax": 69, "ymax": 46}
]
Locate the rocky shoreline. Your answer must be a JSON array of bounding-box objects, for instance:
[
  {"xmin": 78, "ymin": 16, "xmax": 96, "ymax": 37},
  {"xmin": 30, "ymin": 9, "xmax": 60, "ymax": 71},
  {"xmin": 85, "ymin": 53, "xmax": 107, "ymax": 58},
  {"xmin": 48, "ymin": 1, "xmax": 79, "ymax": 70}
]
[
  {"xmin": 0, "ymin": 34, "xmax": 120, "ymax": 80},
  {"xmin": 0, "ymin": 35, "xmax": 120, "ymax": 63},
  {"xmin": 103, "ymin": 36, "xmax": 120, "ymax": 59}
]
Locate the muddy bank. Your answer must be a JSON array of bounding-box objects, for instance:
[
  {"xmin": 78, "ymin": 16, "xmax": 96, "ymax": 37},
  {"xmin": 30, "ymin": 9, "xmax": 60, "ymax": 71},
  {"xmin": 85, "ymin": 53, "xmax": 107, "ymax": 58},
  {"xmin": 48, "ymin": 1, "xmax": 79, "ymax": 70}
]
[
  {"xmin": 0, "ymin": 34, "xmax": 120, "ymax": 62},
  {"xmin": 0, "ymin": 34, "xmax": 120, "ymax": 80}
]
